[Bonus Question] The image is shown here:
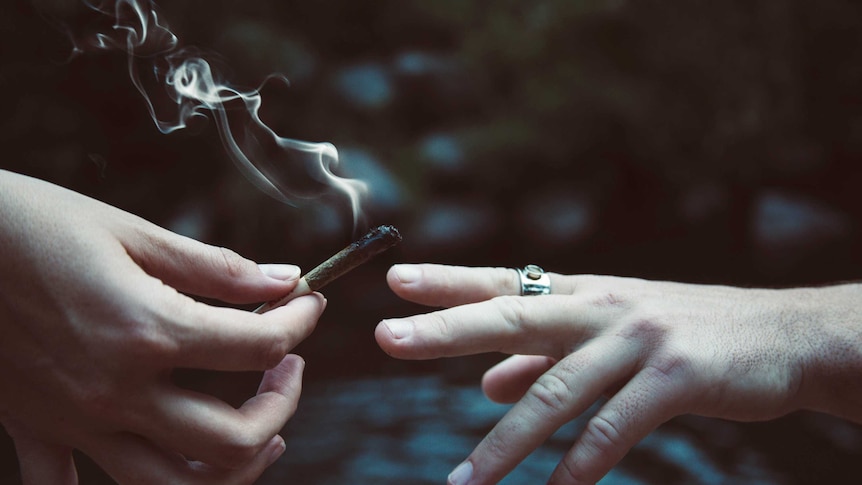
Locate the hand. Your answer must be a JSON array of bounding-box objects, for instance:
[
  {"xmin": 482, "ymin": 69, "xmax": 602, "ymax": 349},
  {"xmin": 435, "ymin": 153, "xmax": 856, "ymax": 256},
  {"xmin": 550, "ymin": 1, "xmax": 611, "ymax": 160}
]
[
  {"xmin": 376, "ymin": 263, "xmax": 862, "ymax": 484},
  {"xmin": 0, "ymin": 170, "xmax": 325, "ymax": 484}
]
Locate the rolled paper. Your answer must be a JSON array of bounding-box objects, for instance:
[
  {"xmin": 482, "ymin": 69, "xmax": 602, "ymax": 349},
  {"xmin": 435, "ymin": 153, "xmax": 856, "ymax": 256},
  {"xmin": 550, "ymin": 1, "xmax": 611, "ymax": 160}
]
[{"xmin": 254, "ymin": 225, "xmax": 402, "ymax": 314}]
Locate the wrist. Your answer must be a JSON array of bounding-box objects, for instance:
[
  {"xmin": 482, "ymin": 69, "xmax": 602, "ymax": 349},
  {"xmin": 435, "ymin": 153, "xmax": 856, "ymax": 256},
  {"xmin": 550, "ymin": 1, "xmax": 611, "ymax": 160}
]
[{"xmin": 793, "ymin": 284, "xmax": 862, "ymax": 422}]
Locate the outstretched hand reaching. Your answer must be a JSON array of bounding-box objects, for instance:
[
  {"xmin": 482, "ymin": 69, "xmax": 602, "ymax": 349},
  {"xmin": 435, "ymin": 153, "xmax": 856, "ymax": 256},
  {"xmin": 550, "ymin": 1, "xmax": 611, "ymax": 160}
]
[{"xmin": 377, "ymin": 263, "xmax": 862, "ymax": 485}]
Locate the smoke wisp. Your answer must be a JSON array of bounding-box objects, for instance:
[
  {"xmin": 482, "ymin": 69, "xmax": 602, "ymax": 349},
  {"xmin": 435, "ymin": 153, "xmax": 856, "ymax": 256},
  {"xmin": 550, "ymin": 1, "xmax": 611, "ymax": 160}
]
[{"xmin": 70, "ymin": 0, "xmax": 367, "ymax": 225}]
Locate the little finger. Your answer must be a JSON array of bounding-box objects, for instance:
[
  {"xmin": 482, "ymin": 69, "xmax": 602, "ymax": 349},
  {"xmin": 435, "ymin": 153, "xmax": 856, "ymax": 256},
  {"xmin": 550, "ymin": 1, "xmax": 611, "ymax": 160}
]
[
  {"xmin": 481, "ymin": 355, "xmax": 557, "ymax": 404},
  {"xmin": 87, "ymin": 432, "xmax": 285, "ymax": 485}
]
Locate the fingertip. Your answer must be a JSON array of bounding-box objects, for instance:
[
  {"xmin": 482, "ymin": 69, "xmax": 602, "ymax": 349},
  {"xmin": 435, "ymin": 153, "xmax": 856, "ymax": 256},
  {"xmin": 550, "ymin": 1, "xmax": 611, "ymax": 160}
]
[
  {"xmin": 258, "ymin": 264, "xmax": 301, "ymax": 283},
  {"xmin": 481, "ymin": 372, "xmax": 514, "ymax": 404},
  {"xmin": 302, "ymin": 291, "xmax": 327, "ymax": 313},
  {"xmin": 374, "ymin": 318, "xmax": 418, "ymax": 358},
  {"xmin": 258, "ymin": 354, "xmax": 306, "ymax": 397},
  {"xmin": 280, "ymin": 353, "xmax": 306, "ymax": 373},
  {"xmin": 447, "ymin": 460, "xmax": 473, "ymax": 485},
  {"xmin": 263, "ymin": 435, "xmax": 286, "ymax": 467},
  {"xmin": 374, "ymin": 321, "xmax": 398, "ymax": 356},
  {"xmin": 387, "ymin": 264, "xmax": 423, "ymax": 298},
  {"xmin": 481, "ymin": 371, "xmax": 526, "ymax": 404},
  {"xmin": 482, "ymin": 355, "xmax": 558, "ymax": 404},
  {"xmin": 316, "ymin": 292, "xmax": 329, "ymax": 311},
  {"xmin": 267, "ymin": 292, "xmax": 327, "ymax": 319},
  {"xmin": 390, "ymin": 264, "xmax": 422, "ymax": 284}
]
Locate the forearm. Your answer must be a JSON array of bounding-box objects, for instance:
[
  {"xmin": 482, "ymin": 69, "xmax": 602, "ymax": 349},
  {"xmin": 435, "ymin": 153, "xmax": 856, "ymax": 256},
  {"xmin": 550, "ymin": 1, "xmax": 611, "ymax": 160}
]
[{"xmin": 796, "ymin": 283, "xmax": 862, "ymax": 422}]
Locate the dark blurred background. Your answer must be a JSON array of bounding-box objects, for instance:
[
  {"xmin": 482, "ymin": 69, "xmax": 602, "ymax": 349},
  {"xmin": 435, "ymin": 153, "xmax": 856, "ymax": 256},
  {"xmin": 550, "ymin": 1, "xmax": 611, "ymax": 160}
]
[{"xmin": 2, "ymin": 0, "xmax": 862, "ymax": 483}]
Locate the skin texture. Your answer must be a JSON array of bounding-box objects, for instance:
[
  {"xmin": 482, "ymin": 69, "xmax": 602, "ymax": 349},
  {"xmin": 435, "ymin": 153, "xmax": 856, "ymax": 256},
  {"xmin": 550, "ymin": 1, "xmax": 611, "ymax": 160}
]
[
  {"xmin": 376, "ymin": 263, "xmax": 862, "ymax": 485},
  {"xmin": 0, "ymin": 169, "xmax": 326, "ymax": 484}
]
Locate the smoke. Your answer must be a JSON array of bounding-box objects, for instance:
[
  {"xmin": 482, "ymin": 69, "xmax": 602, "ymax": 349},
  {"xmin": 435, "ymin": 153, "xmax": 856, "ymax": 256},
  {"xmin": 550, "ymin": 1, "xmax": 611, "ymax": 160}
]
[{"xmin": 69, "ymin": 0, "xmax": 367, "ymax": 226}]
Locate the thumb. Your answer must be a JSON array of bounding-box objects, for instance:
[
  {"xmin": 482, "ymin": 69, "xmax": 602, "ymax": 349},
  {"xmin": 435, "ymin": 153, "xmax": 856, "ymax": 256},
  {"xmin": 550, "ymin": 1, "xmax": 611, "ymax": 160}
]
[
  {"xmin": 4, "ymin": 422, "xmax": 77, "ymax": 485},
  {"xmin": 125, "ymin": 225, "xmax": 300, "ymax": 304}
]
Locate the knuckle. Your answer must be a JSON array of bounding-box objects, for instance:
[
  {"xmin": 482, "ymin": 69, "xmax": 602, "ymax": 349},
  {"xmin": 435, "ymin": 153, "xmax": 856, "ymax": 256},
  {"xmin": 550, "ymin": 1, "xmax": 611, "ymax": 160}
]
[
  {"xmin": 481, "ymin": 428, "xmax": 513, "ymax": 463},
  {"xmin": 493, "ymin": 295, "xmax": 532, "ymax": 332},
  {"xmin": 425, "ymin": 311, "xmax": 455, "ymax": 343},
  {"xmin": 75, "ymin": 381, "xmax": 121, "ymax": 424},
  {"xmin": 592, "ymin": 291, "xmax": 628, "ymax": 308},
  {"xmin": 494, "ymin": 267, "xmax": 519, "ymax": 293},
  {"xmin": 644, "ymin": 351, "xmax": 692, "ymax": 388},
  {"xmin": 261, "ymin": 337, "xmax": 290, "ymax": 369},
  {"xmin": 581, "ymin": 413, "xmax": 623, "ymax": 457},
  {"xmin": 126, "ymin": 319, "xmax": 179, "ymax": 359},
  {"xmin": 217, "ymin": 246, "xmax": 251, "ymax": 280},
  {"xmin": 556, "ymin": 453, "xmax": 591, "ymax": 485},
  {"xmin": 617, "ymin": 315, "xmax": 670, "ymax": 344},
  {"xmin": 528, "ymin": 372, "xmax": 574, "ymax": 415},
  {"xmin": 210, "ymin": 431, "xmax": 264, "ymax": 469}
]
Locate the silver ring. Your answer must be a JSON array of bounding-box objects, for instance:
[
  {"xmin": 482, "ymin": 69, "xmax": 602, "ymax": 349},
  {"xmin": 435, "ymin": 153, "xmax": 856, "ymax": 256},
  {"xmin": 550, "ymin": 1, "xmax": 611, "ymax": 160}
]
[{"xmin": 517, "ymin": 264, "xmax": 551, "ymax": 296}]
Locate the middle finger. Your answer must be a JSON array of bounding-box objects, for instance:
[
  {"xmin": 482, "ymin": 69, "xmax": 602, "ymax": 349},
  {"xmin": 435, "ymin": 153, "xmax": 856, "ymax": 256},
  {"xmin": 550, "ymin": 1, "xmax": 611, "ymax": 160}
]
[
  {"xmin": 376, "ymin": 294, "xmax": 611, "ymax": 360},
  {"xmin": 167, "ymin": 294, "xmax": 325, "ymax": 372}
]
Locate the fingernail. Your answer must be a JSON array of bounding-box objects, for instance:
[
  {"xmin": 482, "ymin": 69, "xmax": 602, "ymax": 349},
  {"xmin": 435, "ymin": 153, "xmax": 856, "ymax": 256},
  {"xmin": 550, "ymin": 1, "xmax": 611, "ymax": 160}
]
[
  {"xmin": 448, "ymin": 461, "xmax": 473, "ymax": 485},
  {"xmin": 259, "ymin": 264, "xmax": 301, "ymax": 282},
  {"xmin": 383, "ymin": 319, "xmax": 413, "ymax": 340},
  {"xmin": 265, "ymin": 436, "xmax": 286, "ymax": 466},
  {"xmin": 393, "ymin": 264, "xmax": 421, "ymax": 284}
]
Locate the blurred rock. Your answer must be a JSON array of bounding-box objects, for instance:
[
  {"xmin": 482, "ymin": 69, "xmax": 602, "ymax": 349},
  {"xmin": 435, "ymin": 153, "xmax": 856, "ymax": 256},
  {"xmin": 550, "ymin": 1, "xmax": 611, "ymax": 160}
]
[
  {"xmin": 393, "ymin": 51, "xmax": 452, "ymax": 78},
  {"xmin": 333, "ymin": 63, "xmax": 394, "ymax": 110},
  {"xmin": 752, "ymin": 191, "xmax": 854, "ymax": 273},
  {"xmin": 418, "ymin": 133, "xmax": 466, "ymax": 175},
  {"xmin": 393, "ymin": 51, "xmax": 468, "ymax": 96},
  {"xmin": 516, "ymin": 189, "xmax": 595, "ymax": 251},
  {"xmin": 337, "ymin": 148, "xmax": 405, "ymax": 215},
  {"xmin": 752, "ymin": 191, "xmax": 851, "ymax": 262},
  {"xmin": 407, "ymin": 199, "xmax": 500, "ymax": 256}
]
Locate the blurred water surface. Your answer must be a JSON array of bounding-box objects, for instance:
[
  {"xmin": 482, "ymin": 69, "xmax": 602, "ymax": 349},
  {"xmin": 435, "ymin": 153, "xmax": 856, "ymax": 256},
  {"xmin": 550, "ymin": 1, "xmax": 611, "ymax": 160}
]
[{"xmin": 259, "ymin": 375, "xmax": 861, "ymax": 485}]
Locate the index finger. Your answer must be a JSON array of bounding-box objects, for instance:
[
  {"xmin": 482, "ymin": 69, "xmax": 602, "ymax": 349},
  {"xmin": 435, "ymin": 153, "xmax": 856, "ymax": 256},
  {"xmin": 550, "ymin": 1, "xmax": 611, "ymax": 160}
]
[{"xmin": 387, "ymin": 264, "xmax": 571, "ymax": 308}]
